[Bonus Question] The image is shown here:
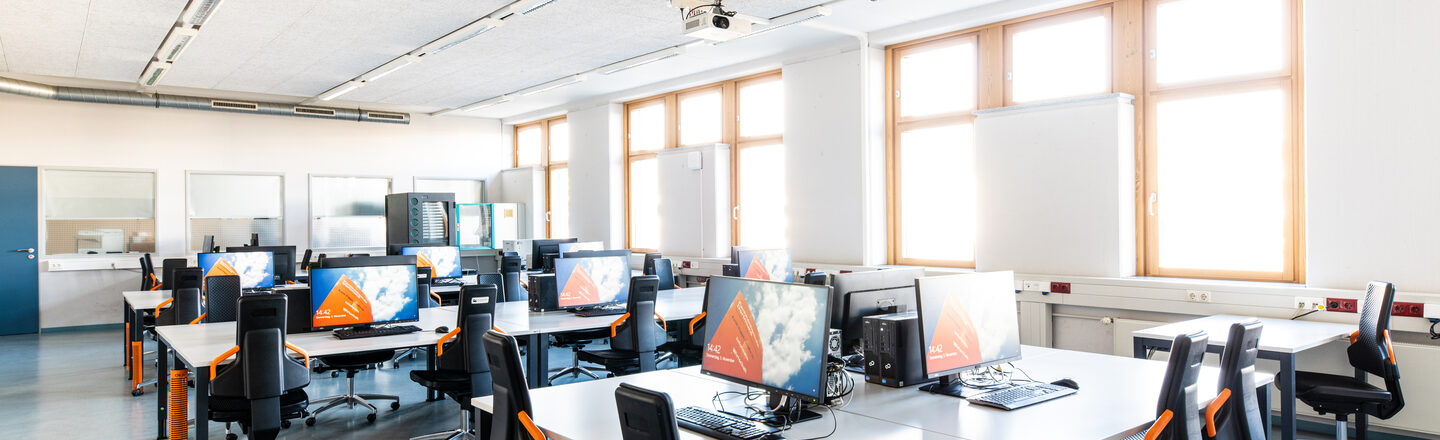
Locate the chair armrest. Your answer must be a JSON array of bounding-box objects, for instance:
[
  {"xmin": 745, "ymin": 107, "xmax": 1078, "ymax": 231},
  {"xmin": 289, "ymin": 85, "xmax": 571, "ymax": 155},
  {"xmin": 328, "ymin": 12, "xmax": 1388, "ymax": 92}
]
[
  {"xmin": 430, "ymin": 291, "xmax": 443, "ymax": 304},
  {"xmin": 1144, "ymin": 409, "xmax": 1173, "ymax": 440},
  {"xmin": 154, "ymin": 298, "xmax": 174, "ymax": 318},
  {"xmin": 1384, "ymin": 330, "xmax": 1396, "ymax": 364},
  {"xmin": 188, "ymin": 313, "xmax": 207, "ymax": 325},
  {"xmin": 654, "ymin": 313, "xmax": 667, "ymax": 330},
  {"xmin": 688, "ymin": 312, "xmax": 706, "ymax": 335},
  {"xmin": 209, "ymin": 345, "xmax": 240, "ymax": 380},
  {"xmin": 1205, "ymin": 388, "xmax": 1231, "ymax": 438},
  {"xmin": 285, "ymin": 342, "xmax": 310, "ymax": 369},
  {"xmin": 492, "ymin": 327, "xmax": 506, "ymax": 334},
  {"xmin": 1350, "ymin": 331, "xmax": 1359, "ymax": 344},
  {"xmin": 436, "ymin": 327, "xmax": 462, "ymax": 357},
  {"xmin": 609, "ymin": 313, "xmax": 632, "ymax": 337},
  {"xmin": 519, "ymin": 410, "xmax": 545, "ymax": 440},
  {"xmin": 148, "ymin": 274, "xmax": 163, "ymax": 290}
]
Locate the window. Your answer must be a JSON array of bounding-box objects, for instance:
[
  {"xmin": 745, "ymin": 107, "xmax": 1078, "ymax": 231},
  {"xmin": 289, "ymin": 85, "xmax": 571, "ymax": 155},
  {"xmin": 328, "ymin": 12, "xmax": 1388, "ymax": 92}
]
[
  {"xmin": 43, "ymin": 169, "xmax": 155, "ymax": 255},
  {"xmin": 623, "ymin": 71, "xmax": 783, "ymax": 251},
  {"xmin": 512, "ymin": 115, "xmax": 568, "ymax": 238},
  {"xmin": 414, "ymin": 178, "xmax": 485, "ymax": 204},
  {"xmin": 1143, "ymin": 0, "xmax": 1301, "ymax": 282},
  {"xmin": 309, "ymin": 175, "xmax": 390, "ymax": 250},
  {"xmin": 188, "ymin": 173, "xmax": 283, "ymax": 252},
  {"xmin": 1006, "ymin": 7, "xmax": 1112, "ymax": 104}
]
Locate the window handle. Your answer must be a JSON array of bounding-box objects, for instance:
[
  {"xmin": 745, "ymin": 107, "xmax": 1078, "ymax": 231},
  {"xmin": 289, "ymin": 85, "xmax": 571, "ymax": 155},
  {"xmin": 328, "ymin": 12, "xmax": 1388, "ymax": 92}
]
[
  {"xmin": 732, "ymin": 206, "xmax": 740, "ymax": 221},
  {"xmin": 14, "ymin": 248, "xmax": 35, "ymax": 253},
  {"xmin": 1147, "ymin": 193, "xmax": 1158, "ymax": 217},
  {"xmin": 545, "ymin": 211, "xmax": 552, "ymax": 222}
]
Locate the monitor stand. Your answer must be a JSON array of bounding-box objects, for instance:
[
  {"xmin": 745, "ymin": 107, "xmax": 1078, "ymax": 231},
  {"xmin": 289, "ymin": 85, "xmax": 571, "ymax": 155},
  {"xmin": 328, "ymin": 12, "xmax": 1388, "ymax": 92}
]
[
  {"xmin": 919, "ymin": 374, "xmax": 998, "ymax": 399},
  {"xmin": 722, "ymin": 393, "xmax": 822, "ymax": 427}
]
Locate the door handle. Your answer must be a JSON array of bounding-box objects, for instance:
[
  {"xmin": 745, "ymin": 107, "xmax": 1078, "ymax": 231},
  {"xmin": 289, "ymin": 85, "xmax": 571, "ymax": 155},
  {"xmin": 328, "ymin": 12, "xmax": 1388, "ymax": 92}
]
[{"xmin": 14, "ymin": 248, "xmax": 34, "ymax": 253}]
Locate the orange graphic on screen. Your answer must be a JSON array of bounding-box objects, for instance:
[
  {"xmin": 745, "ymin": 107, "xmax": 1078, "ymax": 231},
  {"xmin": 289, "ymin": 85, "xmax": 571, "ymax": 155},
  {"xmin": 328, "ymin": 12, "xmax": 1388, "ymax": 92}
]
[
  {"xmin": 926, "ymin": 295, "xmax": 982, "ymax": 373},
  {"xmin": 415, "ymin": 252, "xmax": 436, "ymax": 275},
  {"xmin": 207, "ymin": 258, "xmax": 239, "ymax": 278},
  {"xmin": 744, "ymin": 258, "xmax": 772, "ymax": 280},
  {"xmin": 558, "ymin": 265, "xmax": 600, "ymax": 307},
  {"xmin": 313, "ymin": 275, "xmax": 374, "ymax": 328},
  {"xmin": 704, "ymin": 291, "xmax": 762, "ymax": 383}
]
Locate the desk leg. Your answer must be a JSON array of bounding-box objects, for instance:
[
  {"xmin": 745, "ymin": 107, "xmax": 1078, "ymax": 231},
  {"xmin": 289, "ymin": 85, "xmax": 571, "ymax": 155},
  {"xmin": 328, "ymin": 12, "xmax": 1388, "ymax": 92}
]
[
  {"xmin": 157, "ymin": 340, "xmax": 168, "ymax": 439},
  {"xmin": 1259, "ymin": 382, "xmax": 1273, "ymax": 439},
  {"xmin": 526, "ymin": 334, "xmax": 550, "ymax": 389},
  {"xmin": 193, "ymin": 367, "xmax": 209, "ymax": 440},
  {"xmin": 427, "ymin": 347, "xmax": 440, "ymax": 402},
  {"xmin": 1279, "ymin": 353, "xmax": 1296, "ymax": 440},
  {"xmin": 124, "ymin": 302, "xmax": 131, "ymax": 373},
  {"xmin": 131, "ymin": 307, "xmax": 148, "ymax": 389}
]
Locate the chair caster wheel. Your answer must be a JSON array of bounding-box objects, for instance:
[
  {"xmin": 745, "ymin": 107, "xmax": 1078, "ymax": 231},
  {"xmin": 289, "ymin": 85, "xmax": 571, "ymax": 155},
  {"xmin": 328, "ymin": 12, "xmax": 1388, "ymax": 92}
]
[
  {"xmin": 331, "ymin": 371, "xmax": 339, "ymax": 378},
  {"xmin": 391, "ymin": 401, "xmax": 401, "ymax": 410},
  {"xmin": 367, "ymin": 413, "xmax": 377, "ymax": 423},
  {"xmin": 305, "ymin": 417, "xmax": 317, "ymax": 426},
  {"xmin": 132, "ymin": 389, "xmax": 144, "ymax": 396},
  {"xmin": 226, "ymin": 434, "xmax": 237, "ymax": 440},
  {"xmin": 281, "ymin": 420, "xmax": 291, "ymax": 429}
]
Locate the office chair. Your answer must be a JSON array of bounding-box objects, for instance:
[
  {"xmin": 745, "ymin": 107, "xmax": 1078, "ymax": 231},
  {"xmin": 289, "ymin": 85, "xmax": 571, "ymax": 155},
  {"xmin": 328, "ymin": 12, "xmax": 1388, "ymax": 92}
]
[
  {"xmin": 485, "ymin": 330, "xmax": 547, "ymax": 440},
  {"xmin": 204, "ymin": 275, "xmax": 243, "ymax": 323},
  {"xmin": 658, "ymin": 281, "xmax": 711, "ymax": 366},
  {"xmin": 500, "ymin": 255, "xmax": 526, "ymax": 302},
  {"xmin": 306, "ymin": 349, "xmax": 402, "ymax": 423},
  {"xmin": 1294, "ymin": 281, "xmax": 1405, "ymax": 440},
  {"xmin": 803, "ymin": 271, "xmax": 828, "ymax": 286},
  {"xmin": 419, "ymin": 267, "xmax": 442, "ymax": 307},
  {"xmin": 1204, "ymin": 320, "xmax": 1265, "ymax": 440},
  {"xmin": 300, "ymin": 249, "xmax": 313, "ymax": 271},
  {"xmin": 476, "ymin": 272, "xmax": 504, "ymax": 294},
  {"xmin": 615, "ymin": 383, "xmax": 680, "ymax": 440},
  {"xmin": 410, "ymin": 285, "xmax": 498, "ymax": 440},
  {"xmin": 140, "ymin": 254, "xmax": 158, "ymax": 290},
  {"xmin": 575, "ymin": 276, "xmax": 666, "ymax": 377},
  {"xmin": 652, "ymin": 258, "xmax": 679, "ymax": 290},
  {"xmin": 208, "ymin": 293, "xmax": 311, "ymax": 440},
  {"xmin": 161, "ymin": 258, "xmax": 188, "ymax": 290},
  {"xmin": 1126, "ymin": 331, "xmax": 1208, "ymax": 440},
  {"xmin": 135, "ymin": 287, "xmax": 206, "ymax": 396}
]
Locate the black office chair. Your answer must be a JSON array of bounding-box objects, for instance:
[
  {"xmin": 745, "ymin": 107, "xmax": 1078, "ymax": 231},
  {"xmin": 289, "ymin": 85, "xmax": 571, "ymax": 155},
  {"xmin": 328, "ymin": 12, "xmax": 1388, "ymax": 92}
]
[
  {"xmin": 140, "ymin": 254, "xmax": 158, "ymax": 290},
  {"xmin": 162, "ymin": 258, "xmax": 188, "ymax": 290},
  {"xmin": 485, "ymin": 330, "xmax": 547, "ymax": 440},
  {"xmin": 174, "ymin": 266, "xmax": 203, "ymax": 291},
  {"xmin": 1204, "ymin": 320, "xmax": 1265, "ymax": 440},
  {"xmin": 651, "ymin": 258, "xmax": 679, "ymax": 291},
  {"xmin": 208, "ymin": 293, "xmax": 311, "ymax": 440},
  {"xmin": 306, "ymin": 348, "xmax": 402, "ymax": 424},
  {"xmin": 300, "ymin": 249, "xmax": 313, "ymax": 271},
  {"xmin": 615, "ymin": 383, "xmax": 680, "ymax": 440},
  {"xmin": 658, "ymin": 280, "xmax": 712, "ymax": 366},
  {"xmin": 575, "ymin": 276, "xmax": 666, "ymax": 377},
  {"xmin": 410, "ymin": 284, "xmax": 498, "ymax": 440},
  {"xmin": 501, "ymin": 255, "xmax": 526, "ymax": 302},
  {"xmin": 157, "ymin": 287, "xmax": 204, "ymax": 326},
  {"xmin": 204, "ymin": 275, "xmax": 243, "ymax": 323},
  {"xmin": 419, "ymin": 267, "xmax": 441, "ymax": 308},
  {"xmin": 1294, "ymin": 281, "xmax": 1405, "ymax": 440},
  {"xmin": 1127, "ymin": 331, "xmax": 1208, "ymax": 440}
]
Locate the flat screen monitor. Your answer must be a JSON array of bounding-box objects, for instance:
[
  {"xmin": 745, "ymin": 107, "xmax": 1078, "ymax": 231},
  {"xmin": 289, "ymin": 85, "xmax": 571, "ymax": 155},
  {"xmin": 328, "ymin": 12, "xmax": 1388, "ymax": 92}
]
[
  {"xmin": 318, "ymin": 255, "xmax": 416, "ymax": 269},
  {"xmin": 735, "ymin": 249, "xmax": 793, "ymax": 283},
  {"xmin": 309, "ymin": 264, "xmax": 419, "ymax": 330},
  {"xmin": 915, "ymin": 271, "xmax": 1021, "ymax": 379},
  {"xmin": 833, "ymin": 268, "xmax": 926, "ymax": 353},
  {"xmin": 729, "ymin": 246, "xmax": 749, "ymax": 265},
  {"xmin": 227, "ymin": 245, "xmax": 297, "ymax": 283},
  {"xmin": 554, "ymin": 255, "xmax": 631, "ymax": 309},
  {"xmin": 197, "ymin": 252, "xmax": 275, "ymax": 289},
  {"xmin": 530, "ymin": 238, "xmax": 578, "ymax": 268},
  {"xmin": 401, "ymin": 246, "xmax": 462, "ymax": 279},
  {"xmin": 561, "ymin": 249, "xmax": 632, "ymax": 259},
  {"xmin": 700, "ymin": 276, "xmax": 832, "ymax": 403},
  {"xmin": 557, "ymin": 241, "xmax": 603, "ymax": 254}
]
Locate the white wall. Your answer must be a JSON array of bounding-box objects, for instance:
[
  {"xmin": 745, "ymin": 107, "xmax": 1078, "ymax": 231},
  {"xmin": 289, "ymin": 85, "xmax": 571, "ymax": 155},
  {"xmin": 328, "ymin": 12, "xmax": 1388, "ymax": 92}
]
[
  {"xmin": 0, "ymin": 92, "xmax": 505, "ymax": 328},
  {"xmin": 566, "ymin": 103, "xmax": 625, "ymax": 248}
]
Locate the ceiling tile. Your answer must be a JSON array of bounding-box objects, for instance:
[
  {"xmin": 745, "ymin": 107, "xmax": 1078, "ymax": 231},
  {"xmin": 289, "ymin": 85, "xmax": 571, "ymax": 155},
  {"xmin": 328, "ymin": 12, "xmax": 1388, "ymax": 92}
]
[
  {"xmin": 0, "ymin": 0, "xmax": 92, "ymax": 77},
  {"xmin": 76, "ymin": 0, "xmax": 189, "ymax": 82}
]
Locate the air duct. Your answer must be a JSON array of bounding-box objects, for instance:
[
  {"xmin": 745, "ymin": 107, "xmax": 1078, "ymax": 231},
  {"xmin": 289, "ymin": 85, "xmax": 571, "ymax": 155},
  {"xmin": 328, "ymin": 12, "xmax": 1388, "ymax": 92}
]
[{"xmin": 0, "ymin": 76, "xmax": 408, "ymax": 124}]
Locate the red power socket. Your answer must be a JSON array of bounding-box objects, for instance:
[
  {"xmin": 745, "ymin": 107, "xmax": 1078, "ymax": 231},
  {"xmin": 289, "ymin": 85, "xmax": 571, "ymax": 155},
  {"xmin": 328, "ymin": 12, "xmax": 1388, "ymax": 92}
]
[
  {"xmin": 1050, "ymin": 282, "xmax": 1071, "ymax": 294},
  {"xmin": 1326, "ymin": 298, "xmax": 1358, "ymax": 313},
  {"xmin": 1392, "ymin": 301, "xmax": 1424, "ymax": 318}
]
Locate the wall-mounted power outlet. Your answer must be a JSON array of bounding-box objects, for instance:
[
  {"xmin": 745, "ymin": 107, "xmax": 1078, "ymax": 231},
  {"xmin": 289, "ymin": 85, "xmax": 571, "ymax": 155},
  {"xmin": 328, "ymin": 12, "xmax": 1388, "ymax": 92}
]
[
  {"xmin": 1050, "ymin": 282, "xmax": 1071, "ymax": 294},
  {"xmin": 1294, "ymin": 296, "xmax": 1325, "ymax": 311},
  {"xmin": 1392, "ymin": 301, "xmax": 1424, "ymax": 318},
  {"xmin": 1186, "ymin": 290, "xmax": 1212, "ymax": 303},
  {"xmin": 1021, "ymin": 281, "xmax": 1047, "ymax": 292},
  {"xmin": 1326, "ymin": 297, "xmax": 1359, "ymax": 313}
]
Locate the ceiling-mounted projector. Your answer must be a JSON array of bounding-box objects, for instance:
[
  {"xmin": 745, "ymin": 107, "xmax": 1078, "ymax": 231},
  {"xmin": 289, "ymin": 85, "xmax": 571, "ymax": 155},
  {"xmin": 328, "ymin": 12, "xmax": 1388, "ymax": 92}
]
[{"xmin": 682, "ymin": 7, "xmax": 753, "ymax": 41}]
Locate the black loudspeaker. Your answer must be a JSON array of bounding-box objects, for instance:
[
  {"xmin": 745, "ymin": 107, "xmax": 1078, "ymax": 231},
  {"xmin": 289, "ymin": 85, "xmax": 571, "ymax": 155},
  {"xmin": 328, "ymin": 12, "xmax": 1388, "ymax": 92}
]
[
  {"xmin": 526, "ymin": 274, "xmax": 560, "ymax": 312},
  {"xmin": 862, "ymin": 312, "xmax": 931, "ymax": 388}
]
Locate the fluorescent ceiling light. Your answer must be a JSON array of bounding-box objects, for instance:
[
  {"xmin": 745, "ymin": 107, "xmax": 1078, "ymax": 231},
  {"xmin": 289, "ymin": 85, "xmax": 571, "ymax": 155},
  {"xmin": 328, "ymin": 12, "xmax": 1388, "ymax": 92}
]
[
  {"xmin": 419, "ymin": 18, "xmax": 504, "ymax": 55},
  {"xmin": 461, "ymin": 95, "xmax": 512, "ymax": 112},
  {"xmin": 362, "ymin": 55, "xmax": 420, "ymax": 82},
  {"xmin": 596, "ymin": 47, "xmax": 684, "ymax": 75},
  {"xmin": 317, "ymin": 81, "xmax": 364, "ymax": 101},
  {"xmin": 517, "ymin": 75, "xmax": 586, "ymax": 96},
  {"xmin": 181, "ymin": 0, "xmax": 226, "ymax": 27},
  {"xmin": 516, "ymin": 0, "xmax": 558, "ymax": 15},
  {"xmin": 746, "ymin": 5, "xmax": 831, "ymax": 38},
  {"xmin": 139, "ymin": 61, "xmax": 173, "ymax": 87},
  {"xmin": 157, "ymin": 27, "xmax": 200, "ymax": 63}
]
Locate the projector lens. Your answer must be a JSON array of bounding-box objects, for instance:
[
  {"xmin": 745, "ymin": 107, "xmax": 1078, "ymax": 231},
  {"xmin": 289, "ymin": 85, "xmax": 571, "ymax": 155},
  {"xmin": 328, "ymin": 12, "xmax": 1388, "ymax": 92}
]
[{"xmin": 713, "ymin": 16, "xmax": 729, "ymax": 29}]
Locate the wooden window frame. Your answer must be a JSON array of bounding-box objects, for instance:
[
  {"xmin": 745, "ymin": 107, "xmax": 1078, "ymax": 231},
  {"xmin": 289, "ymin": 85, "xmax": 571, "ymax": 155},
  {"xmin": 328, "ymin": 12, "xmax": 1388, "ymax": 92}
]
[{"xmin": 512, "ymin": 115, "xmax": 567, "ymax": 237}]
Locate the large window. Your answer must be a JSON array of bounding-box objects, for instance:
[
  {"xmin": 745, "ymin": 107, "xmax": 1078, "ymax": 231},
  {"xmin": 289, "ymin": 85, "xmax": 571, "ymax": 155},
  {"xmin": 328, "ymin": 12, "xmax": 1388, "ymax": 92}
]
[
  {"xmin": 623, "ymin": 71, "xmax": 784, "ymax": 251},
  {"xmin": 43, "ymin": 169, "xmax": 156, "ymax": 255},
  {"xmin": 188, "ymin": 173, "xmax": 283, "ymax": 252},
  {"xmin": 414, "ymin": 178, "xmax": 485, "ymax": 204},
  {"xmin": 309, "ymin": 175, "xmax": 390, "ymax": 250},
  {"xmin": 513, "ymin": 115, "xmax": 568, "ymax": 238},
  {"xmin": 1143, "ymin": 0, "xmax": 1301, "ymax": 282}
]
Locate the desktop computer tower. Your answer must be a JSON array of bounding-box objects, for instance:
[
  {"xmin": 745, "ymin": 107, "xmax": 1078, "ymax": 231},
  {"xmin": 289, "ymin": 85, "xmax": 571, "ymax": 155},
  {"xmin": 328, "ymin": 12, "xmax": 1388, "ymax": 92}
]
[
  {"xmin": 862, "ymin": 312, "xmax": 930, "ymax": 388},
  {"xmin": 386, "ymin": 192, "xmax": 457, "ymax": 247},
  {"xmin": 527, "ymin": 274, "xmax": 560, "ymax": 312}
]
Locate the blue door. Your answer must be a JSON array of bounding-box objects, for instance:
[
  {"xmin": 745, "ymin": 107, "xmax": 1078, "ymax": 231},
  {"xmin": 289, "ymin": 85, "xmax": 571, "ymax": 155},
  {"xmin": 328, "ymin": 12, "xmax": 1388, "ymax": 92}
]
[{"xmin": 0, "ymin": 166, "xmax": 39, "ymax": 335}]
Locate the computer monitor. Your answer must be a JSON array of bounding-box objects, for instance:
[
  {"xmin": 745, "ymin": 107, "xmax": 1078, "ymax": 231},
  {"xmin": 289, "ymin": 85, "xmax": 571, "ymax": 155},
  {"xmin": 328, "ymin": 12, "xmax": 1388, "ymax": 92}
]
[
  {"xmin": 227, "ymin": 245, "xmax": 297, "ymax": 283},
  {"xmin": 557, "ymin": 241, "xmax": 603, "ymax": 254},
  {"xmin": 642, "ymin": 252, "xmax": 663, "ymax": 275},
  {"xmin": 734, "ymin": 249, "xmax": 793, "ymax": 283},
  {"xmin": 729, "ymin": 246, "xmax": 749, "ymax": 265},
  {"xmin": 318, "ymin": 255, "xmax": 416, "ymax": 269},
  {"xmin": 553, "ymin": 255, "xmax": 631, "ymax": 310},
  {"xmin": 561, "ymin": 249, "xmax": 632, "ymax": 259},
  {"xmin": 530, "ymin": 238, "xmax": 578, "ymax": 269},
  {"xmin": 700, "ymin": 276, "xmax": 832, "ymax": 424},
  {"xmin": 833, "ymin": 268, "xmax": 926, "ymax": 354},
  {"xmin": 309, "ymin": 264, "xmax": 419, "ymax": 330},
  {"xmin": 197, "ymin": 251, "xmax": 275, "ymax": 289},
  {"xmin": 915, "ymin": 271, "xmax": 1022, "ymax": 397},
  {"xmin": 201, "ymin": 235, "xmax": 216, "ymax": 253},
  {"xmin": 401, "ymin": 246, "xmax": 463, "ymax": 279}
]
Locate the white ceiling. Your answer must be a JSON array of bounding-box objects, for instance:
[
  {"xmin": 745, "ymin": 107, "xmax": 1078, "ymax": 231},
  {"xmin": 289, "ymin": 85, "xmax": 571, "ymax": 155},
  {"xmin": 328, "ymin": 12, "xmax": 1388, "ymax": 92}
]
[{"xmin": 0, "ymin": 0, "xmax": 1010, "ymax": 119}]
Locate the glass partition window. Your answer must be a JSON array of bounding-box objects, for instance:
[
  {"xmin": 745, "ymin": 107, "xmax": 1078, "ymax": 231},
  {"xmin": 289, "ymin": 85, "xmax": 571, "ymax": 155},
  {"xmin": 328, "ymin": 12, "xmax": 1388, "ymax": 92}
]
[
  {"xmin": 43, "ymin": 169, "xmax": 156, "ymax": 255},
  {"xmin": 309, "ymin": 176, "xmax": 390, "ymax": 250},
  {"xmin": 414, "ymin": 178, "xmax": 484, "ymax": 204},
  {"xmin": 188, "ymin": 173, "xmax": 283, "ymax": 252}
]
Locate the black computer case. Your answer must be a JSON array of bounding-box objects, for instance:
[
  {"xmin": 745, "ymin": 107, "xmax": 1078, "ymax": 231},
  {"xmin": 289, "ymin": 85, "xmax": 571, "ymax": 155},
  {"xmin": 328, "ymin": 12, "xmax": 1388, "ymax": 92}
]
[{"xmin": 385, "ymin": 192, "xmax": 457, "ymax": 247}]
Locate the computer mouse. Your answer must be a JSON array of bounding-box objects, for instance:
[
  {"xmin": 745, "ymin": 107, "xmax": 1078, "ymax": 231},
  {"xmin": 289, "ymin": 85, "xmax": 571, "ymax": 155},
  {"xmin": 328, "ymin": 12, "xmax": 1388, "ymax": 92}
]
[
  {"xmin": 434, "ymin": 326, "xmax": 449, "ymax": 334},
  {"xmin": 1051, "ymin": 378, "xmax": 1079, "ymax": 390}
]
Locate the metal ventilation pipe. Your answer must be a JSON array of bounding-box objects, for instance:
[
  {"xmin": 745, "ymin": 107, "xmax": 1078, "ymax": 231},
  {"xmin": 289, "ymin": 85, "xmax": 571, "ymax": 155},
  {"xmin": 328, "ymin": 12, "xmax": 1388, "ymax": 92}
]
[{"xmin": 0, "ymin": 76, "xmax": 410, "ymax": 124}]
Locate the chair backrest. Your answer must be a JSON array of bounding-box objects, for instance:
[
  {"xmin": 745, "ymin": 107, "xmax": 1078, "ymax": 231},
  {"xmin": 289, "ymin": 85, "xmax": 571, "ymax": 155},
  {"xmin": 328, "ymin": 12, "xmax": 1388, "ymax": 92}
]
[
  {"xmin": 205, "ymin": 275, "xmax": 243, "ymax": 323},
  {"xmin": 476, "ymin": 272, "xmax": 505, "ymax": 295},
  {"xmin": 173, "ymin": 267, "xmax": 203, "ymax": 291},
  {"xmin": 1213, "ymin": 320, "xmax": 1264, "ymax": 440},
  {"xmin": 689, "ymin": 281, "xmax": 716, "ymax": 346},
  {"xmin": 458, "ymin": 285, "xmax": 496, "ymax": 378},
  {"xmin": 159, "ymin": 288, "xmax": 204, "ymax": 326},
  {"xmin": 485, "ymin": 330, "xmax": 537, "ymax": 440},
  {"xmin": 652, "ymin": 258, "xmax": 676, "ymax": 291},
  {"xmin": 417, "ymin": 267, "xmax": 436, "ymax": 308},
  {"xmin": 212, "ymin": 293, "xmax": 310, "ymax": 399},
  {"xmin": 300, "ymin": 249, "xmax": 313, "ymax": 270},
  {"xmin": 162, "ymin": 258, "xmax": 188, "ymax": 289},
  {"xmin": 140, "ymin": 255, "xmax": 154, "ymax": 290},
  {"xmin": 612, "ymin": 276, "xmax": 662, "ymax": 353},
  {"xmin": 803, "ymin": 272, "xmax": 828, "ymax": 286},
  {"xmin": 615, "ymin": 383, "xmax": 679, "ymax": 440},
  {"xmin": 1351, "ymin": 281, "xmax": 1404, "ymax": 419},
  {"xmin": 500, "ymin": 255, "xmax": 526, "ymax": 302},
  {"xmin": 1155, "ymin": 331, "xmax": 1207, "ymax": 440}
]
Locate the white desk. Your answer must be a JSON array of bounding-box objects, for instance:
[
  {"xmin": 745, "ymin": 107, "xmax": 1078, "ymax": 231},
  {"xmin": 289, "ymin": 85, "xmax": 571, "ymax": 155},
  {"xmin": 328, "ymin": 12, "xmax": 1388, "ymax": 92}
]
[
  {"xmin": 153, "ymin": 307, "xmax": 457, "ymax": 440},
  {"xmin": 1132, "ymin": 314, "xmax": 1353, "ymax": 440},
  {"xmin": 476, "ymin": 347, "xmax": 1274, "ymax": 440}
]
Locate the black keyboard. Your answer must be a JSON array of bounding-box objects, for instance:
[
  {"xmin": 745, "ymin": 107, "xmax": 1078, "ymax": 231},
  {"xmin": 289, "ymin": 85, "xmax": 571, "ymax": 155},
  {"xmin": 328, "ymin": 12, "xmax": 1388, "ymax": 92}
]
[
  {"xmin": 332, "ymin": 325, "xmax": 423, "ymax": 340},
  {"xmin": 431, "ymin": 278, "xmax": 465, "ymax": 287},
  {"xmin": 675, "ymin": 406, "xmax": 779, "ymax": 440},
  {"xmin": 967, "ymin": 383, "xmax": 1076, "ymax": 410},
  {"xmin": 572, "ymin": 307, "xmax": 627, "ymax": 317}
]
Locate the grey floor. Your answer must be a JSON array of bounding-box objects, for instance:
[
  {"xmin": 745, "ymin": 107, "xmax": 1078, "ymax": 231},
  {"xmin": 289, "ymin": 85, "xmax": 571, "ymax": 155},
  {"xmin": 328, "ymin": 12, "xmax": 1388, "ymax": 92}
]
[{"xmin": 0, "ymin": 328, "xmax": 1340, "ymax": 440}]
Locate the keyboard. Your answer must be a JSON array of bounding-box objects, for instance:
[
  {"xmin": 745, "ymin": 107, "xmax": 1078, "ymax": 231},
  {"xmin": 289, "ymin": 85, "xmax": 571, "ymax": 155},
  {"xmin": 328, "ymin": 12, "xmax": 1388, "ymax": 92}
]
[
  {"xmin": 572, "ymin": 307, "xmax": 627, "ymax": 317},
  {"xmin": 675, "ymin": 406, "xmax": 779, "ymax": 440},
  {"xmin": 431, "ymin": 278, "xmax": 465, "ymax": 287},
  {"xmin": 332, "ymin": 325, "xmax": 423, "ymax": 340},
  {"xmin": 966, "ymin": 383, "xmax": 1076, "ymax": 411}
]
